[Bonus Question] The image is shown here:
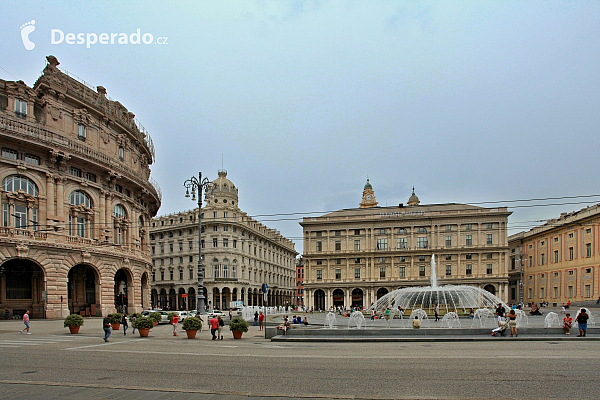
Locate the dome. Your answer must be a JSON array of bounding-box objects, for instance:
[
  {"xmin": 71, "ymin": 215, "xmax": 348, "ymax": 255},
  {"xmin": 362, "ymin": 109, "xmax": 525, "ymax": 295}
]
[
  {"xmin": 407, "ymin": 186, "xmax": 420, "ymax": 206},
  {"xmin": 364, "ymin": 179, "xmax": 372, "ymax": 190},
  {"xmin": 208, "ymin": 170, "xmax": 238, "ymax": 206}
]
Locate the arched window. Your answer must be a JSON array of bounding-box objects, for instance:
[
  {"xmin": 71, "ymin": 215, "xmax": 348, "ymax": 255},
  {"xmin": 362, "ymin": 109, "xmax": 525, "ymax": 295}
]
[
  {"xmin": 2, "ymin": 175, "xmax": 39, "ymax": 229},
  {"xmin": 114, "ymin": 204, "xmax": 126, "ymax": 218},
  {"xmin": 69, "ymin": 191, "xmax": 93, "ymax": 237}
]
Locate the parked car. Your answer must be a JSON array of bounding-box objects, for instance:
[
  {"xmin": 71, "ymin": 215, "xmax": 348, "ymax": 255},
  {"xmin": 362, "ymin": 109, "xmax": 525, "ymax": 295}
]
[
  {"xmin": 141, "ymin": 310, "xmax": 169, "ymax": 324},
  {"xmin": 175, "ymin": 311, "xmax": 191, "ymax": 321},
  {"xmin": 207, "ymin": 310, "xmax": 225, "ymax": 319}
]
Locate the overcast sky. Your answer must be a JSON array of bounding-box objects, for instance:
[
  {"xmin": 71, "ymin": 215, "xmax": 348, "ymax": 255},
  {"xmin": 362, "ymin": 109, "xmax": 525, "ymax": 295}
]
[{"xmin": 2, "ymin": 1, "xmax": 600, "ymax": 254}]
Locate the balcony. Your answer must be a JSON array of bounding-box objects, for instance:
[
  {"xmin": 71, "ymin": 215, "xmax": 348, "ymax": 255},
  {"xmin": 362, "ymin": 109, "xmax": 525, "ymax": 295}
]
[{"xmin": 0, "ymin": 113, "xmax": 161, "ymax": 202}]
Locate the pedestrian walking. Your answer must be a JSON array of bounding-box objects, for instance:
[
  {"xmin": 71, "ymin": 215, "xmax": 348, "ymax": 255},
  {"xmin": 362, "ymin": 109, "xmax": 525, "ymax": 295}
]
[
  {"xmin": 122, "ymin": 313, "xmax": 129, "ymax": 336},
  {"xmin": 434, "ymin": 304, "xmax": 439, "ymax": 322},
  {"xmin": 217, "ymin": 315, "xmax": 224, "ymax": 340},
  {"xmin": 131, "ymin": 314, "xmax": 137, "ymax": 334},
  {"xmin": 576, "ymin": 308, "xmax": 589, "ymax": 337},
  {"xmin": 20, "ymin": 310, "xmax": 31, "ymax": 334},
  {"xmin": 102, "ymin": 315, "xmax": 111, "ymax": 342},
  {"xmin": 254, "ymin": 311, "xmax": 259, "ymax": 326},
  {"xmin": 229, "ymin": 309, "xmax": 232, "ymax": 320},
  {"xmin": 172, "ymin": 313, "xmax": 179, "ymax": 336},
  {"xmin": 258, "ymin": 311, "xmax": 265, "ymax": 331},
  {"xmin": 563, "ymin": 313, "xmax": 573, "ymax": 335},
  {"xmin": 370, "ymin": 309, "xmax": 375, "ymax": 320}
]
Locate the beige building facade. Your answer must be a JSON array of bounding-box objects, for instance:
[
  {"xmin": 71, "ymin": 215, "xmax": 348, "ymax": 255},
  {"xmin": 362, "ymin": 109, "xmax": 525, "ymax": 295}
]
[
  {"xmin": 0, "ymin": 56, "xmax": 160, "ymax": 319},
  {"xmin": 301, "ymin": 182, "xmax": 512, "ymax": 310},
  {"xmin": 149, "ymin": 170, "xmax": 297, "ymax": 311},
  {"xmin": 509, "ymin": 204, "xmax": 600, "ymax": 305}
]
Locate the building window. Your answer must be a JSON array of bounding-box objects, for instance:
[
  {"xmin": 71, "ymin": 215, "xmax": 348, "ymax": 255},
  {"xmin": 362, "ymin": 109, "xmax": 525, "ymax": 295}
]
[
  {"xmin": 316, "ymin": 231, "xmax": 322, "ymax": 237},
  {"xmin": 378, "ymin": 257, "xmax": 386, "ymax": 263},
  {"xmin": 466, "ymin": 235, "xmax": 472, "ymax": 246},
  {"xmin": 335, "ymin": 258, "xmax": 341, "ymax": 265},
  {"xmin": 316, "ymin": 260, "xmax": 323, "ymax": 265},
  {"xmin": 445, "ymin": 255, "xmax": 452, "ymax": 261},
  {"xmin": 465, "ymin": 224, "xmax": 472, "ymax": 230},
  {"xmin": 169, "ymin": 243, "xmax": 174, "ymax": 252},
  {"xmin": 487, "ymin": 264, "xmax": 493, "ymax": 274},
  {"xmin": 586, "ymin": 243, "xmax": 592, "ymax": 258},
  {"xmin": 486, "ymin": 223, "xmax": 493, "ymax": 229},
  {"xmin": 569, "ymin": 247, "xmax": 574, "ymax": 260},
  {"xmin": 213, "ymin": 264, "xmax": 219, "ymax": 278},
  {"xmin": 445, "ymin": 236, "xmax": 452, "ymax": 247},
  {"xmin": 316, "ymin": 269, "xmax": 322, "ymax": 280},
  {"xmin": 2, "ymin": 148, "xmax": 18, "ymax": 160},
  {"xmin": 316, "ymin": 241, "xmax": 322, "ymax": 252},
  {"xmin": 398, "ymin": 228, "xmax": 407, "ymax": 234},
  {"xmin": 68, "ymin": 190, "xmax": 92, "ymax": 237},
  {"xmin": 466, "ymin": 264, "xmax": 472, "ymax": 275},
  {"xmin": 380, "ymin": 267, "xmax": 386, "ymax": 278},
  {"xmin": 399, "ymin": 256, "xmax": 406, "ymax": 262},
  {"xmin": 15, "ymin": 99, "xmax": 27, "ymax": 118},
  {"xmin": 69, "ymin": 167, "xmax": 82, "ymax": 177},
  {"xmin": 417, "ymin": 237, "xmax": 428, "ymax": 249},
  {"xmin": 540, "ymin": 287, "xmax": 545, "ymax": 298},
  {"xmin": 419, "ymin": 266, "xmax": 425, "ymax": 277},
  {"xmin": 223, "ymin": 239, "xmax": 228, "ymax": 248},
  {"xmin": 445, "ymin": 225, "xmax": 452, "ymax": 231},
  {"xmin": 446, "ymin": 265, "xmax": 451, "ymax": 276},
  {"xmin": 585, "ymin": 285, "xmax": 591, "ymax": 298},
  {"xmin": 377, "ymin": 238, "xmax": 388, "ymax": 250},
  {"xmin": 568, "ymin": 286, "xmax": 574, "ymax": 298},
  {"xmin": 24, "ymin": 154, "xmax": 39, "ymax": 165},
  {"xmin": 554, "ymin": 250, "xmax": 559, "ymax": 263},
  {"xmin": 189, "ymin": 256, "xmax": 193, "ymax": 262},
  {"xmin": 399, "ymin": 267, "xmax": 405, "ymax": 278},
  {"xmin": 486, "ymin": 234, "xmax": 493, "ymax": 245},
  {"xmin": 189, "ymin": 269, "xmax": 194, "ymax": 279},
  {"xmin": 213, "ymin": 238, "xmax": 218, "ymax": 247},
  {"xmin": 466, "ymin": 254, "xmax": 472, "ymax": 260},
  {"xmin": 540, "ymin": 253, "xmax": 545, "ymax": 265},
  {"xmin": 553, "ymin": 287, "xmax": 558, "ymax": 298},
  {"xmin": 118, "ymin": 146, "xmax": 124, "ymax": 161},
  {"xmin": 354, "ymin": 258, "xmax": 361, "ymax": 264},
  {"xmin": 355, "ymin": 268, "xmax": 361, "ymax": 279},
  {"xmin": 335, "ymin": 269, "xmax": 341, "ymax": 279},
  {"xmin": 354, "ymin": 229, "xmax": 360, "ymax": 235},
  {"xmin": 335, "ymin": 230, "xmax": 341, "ymax": 236},
  {"xmin": 335, "ymin": 241, "xmax": 341, "ymax": 251},
  {"xmin": 77, "ymin": 124, "xmax": 86, "ymax": 141}
]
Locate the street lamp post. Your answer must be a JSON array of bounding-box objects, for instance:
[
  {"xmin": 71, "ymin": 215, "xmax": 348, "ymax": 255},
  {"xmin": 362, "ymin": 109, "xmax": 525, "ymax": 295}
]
[{"xmin": 183, "ymin": 172, "xmax": 214, "ymax": 316}]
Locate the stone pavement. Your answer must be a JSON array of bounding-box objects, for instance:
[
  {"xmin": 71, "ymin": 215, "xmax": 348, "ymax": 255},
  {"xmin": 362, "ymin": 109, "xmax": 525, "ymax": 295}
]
[{"xmin": 0, "ymin": 381, "xmax": 364, "ymax": 400}]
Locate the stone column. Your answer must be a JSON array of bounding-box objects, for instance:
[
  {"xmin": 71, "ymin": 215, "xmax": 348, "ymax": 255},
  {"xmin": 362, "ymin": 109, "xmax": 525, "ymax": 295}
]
[
  {"xmin": 55, "ymin": 177, "xmax": 65, "ymax": 218},
  {"xmin": 45, "ymin": 173, "xmax": 55, "ymax": 217}
]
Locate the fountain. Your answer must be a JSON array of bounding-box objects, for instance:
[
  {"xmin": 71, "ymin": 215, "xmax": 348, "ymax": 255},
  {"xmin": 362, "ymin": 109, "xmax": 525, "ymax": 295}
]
[
  {"xmin": 471, "ymin": 308, "xmax": 496, "ymax": 328},
  {"xmin": 370, "ymin": 254, "xmax": 507, "ymax": 314},
  {"xmin": 515, "ymin": 309, "xmax": 528, "ymax": 327},
  {"xmin": 441, "ymin": 312, "xmax": 461, "ymax": 329},
  {"xmin": 545, "ymin": 312, "xmax": 560, "ymax": 328},
  {"xmin": 348, "ymin": 311, "xmax": 366, "ymax": 329},
  {"xmin": 324, "ymin": 312, "xmax": 338, "ymax": 329}
]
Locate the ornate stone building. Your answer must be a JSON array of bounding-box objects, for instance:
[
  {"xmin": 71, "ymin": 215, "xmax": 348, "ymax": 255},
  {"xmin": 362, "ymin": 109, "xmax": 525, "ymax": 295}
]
[
  {"xmin": 0, "ymin": 56, "xmax": 161, "ymax": 319},
  {"xmin": 509, "ymin": 204, "xmax": 600, "ymax": 305},
  {"xmin": 149, "ymin": 170, "xmax": 297, "ymax": 310},
  {"xmin": 301, "ymin": 181, "xmax": 511, "ymax": 310}
]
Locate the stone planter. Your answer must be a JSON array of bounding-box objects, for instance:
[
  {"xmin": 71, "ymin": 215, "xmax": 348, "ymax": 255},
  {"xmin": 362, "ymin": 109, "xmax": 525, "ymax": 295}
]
[
  {"xmin": 68, "ymin": 326, "xmax": 80, "ymax": 334},
  {"xmin": 185, "ymin": 329, "xmax": 198, "ymax": 339},
  {"xmin": 138, "ymin": 328, "xmax": 150, "ymax": 337},
  {"xmin": 111, "ymin": 323, "xmax": 120, "ymax": 330},
  {"xmin": 232, "ymin": 330, "xmax": 243, "ymax": 339}
]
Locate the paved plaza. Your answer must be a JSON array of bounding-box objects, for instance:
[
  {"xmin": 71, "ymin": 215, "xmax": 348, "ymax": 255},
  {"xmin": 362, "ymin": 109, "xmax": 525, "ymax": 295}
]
[{"xmin": 1, "ymin": 307, "xmax": 599, "ymax": 400}]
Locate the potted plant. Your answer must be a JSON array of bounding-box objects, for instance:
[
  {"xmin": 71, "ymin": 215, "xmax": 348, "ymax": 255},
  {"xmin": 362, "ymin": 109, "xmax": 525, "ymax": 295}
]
[
  {"xmin": 149, "ymin": 312, "xmax": 162, "ymax": 327},
  {"xmin": 109, "ymin": 313, "xmax": 122, "ymax": 330},
  {"xmin": 134, "ymin": 316, "xmax": 154, "ymax": 337},
  {"xmin": 229, "ymin": 316, "xmax": 249, "ymax": 339},
  {"xmin": 182, "ymin": 316, "xmax": 203, "ymax": 339},
  {"xmin": 63, "ymin": 314, "xmax": 84, "ymax": 334}
]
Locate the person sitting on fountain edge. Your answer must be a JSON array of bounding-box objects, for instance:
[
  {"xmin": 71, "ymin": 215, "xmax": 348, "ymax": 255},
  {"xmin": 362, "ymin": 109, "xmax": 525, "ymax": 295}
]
[{"xmin": 412, "ymin": 316, "xmax": 421, "ymax": 329}]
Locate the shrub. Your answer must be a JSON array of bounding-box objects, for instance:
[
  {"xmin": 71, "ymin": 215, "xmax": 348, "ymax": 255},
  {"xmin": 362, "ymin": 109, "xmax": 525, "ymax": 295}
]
[
  {"xmin": 63, "ymin": 314, "xmax": 84, "ymax": 328},
  {"xmin": 108, "ymin": 313, "xmax": 122, "ymax": 324},
  {"xmin": 182, "ymin": 316, "xmax": 203, "ymax": 331},
  {"xmin": 229, "ymin": 316, "xmax": 249, "ymax": 333},
  {"xmin": 148, "ymin": 312, "xmax": 162, "ymax": 323},
  {"xmin": 134, "ymin": 316, "xmax": 154, "ymax": 330}
]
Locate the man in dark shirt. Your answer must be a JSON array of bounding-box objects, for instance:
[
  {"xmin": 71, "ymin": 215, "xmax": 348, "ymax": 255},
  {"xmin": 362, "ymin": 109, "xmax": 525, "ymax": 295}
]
[
  {"xmin": 102, "ymin": 316, "xmax": 111, "ymax": 342},
  {"xmin": 495, "ymin": 304, "xmax": 505, "ymax": 326}
]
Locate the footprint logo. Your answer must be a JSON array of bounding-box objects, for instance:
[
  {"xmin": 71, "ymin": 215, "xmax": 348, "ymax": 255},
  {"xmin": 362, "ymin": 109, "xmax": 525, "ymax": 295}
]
[{"xmin": 20, "ymin": 20, "xmax": 36, "ymax": 50}]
